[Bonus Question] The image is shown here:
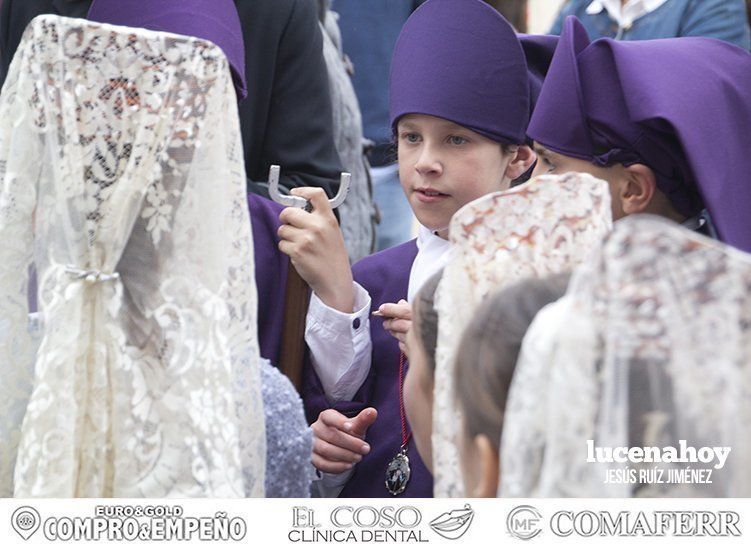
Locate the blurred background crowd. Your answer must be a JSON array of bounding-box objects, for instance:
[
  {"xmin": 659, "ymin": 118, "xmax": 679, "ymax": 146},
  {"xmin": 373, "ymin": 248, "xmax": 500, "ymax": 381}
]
[{"xmin": 1, "ymin": 0, "xmax": 749, "ymax": 258}]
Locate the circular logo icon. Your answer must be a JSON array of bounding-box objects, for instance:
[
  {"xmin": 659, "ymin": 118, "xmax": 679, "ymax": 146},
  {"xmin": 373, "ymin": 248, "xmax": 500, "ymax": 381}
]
[
  {"xmin": 11, "ymin": 506, "xmax": 41, "ymax": 541},
  {"xmin": 506, "ymin": 505, "xmax": 543, "ymax": 541}
]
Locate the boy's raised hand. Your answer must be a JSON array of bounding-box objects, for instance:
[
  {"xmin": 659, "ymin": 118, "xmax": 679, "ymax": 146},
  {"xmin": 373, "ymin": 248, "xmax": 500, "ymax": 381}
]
[
  {"xmin": 377, "ymin": 299, "xmax": 412, "ymax": 353},
  {"xmin": 311, "ymin": 408, "xmax": 378, "ymax": 474},
  {"xmin": 278, "ymin": 187, "xmax": 354, "ymax": 313}
]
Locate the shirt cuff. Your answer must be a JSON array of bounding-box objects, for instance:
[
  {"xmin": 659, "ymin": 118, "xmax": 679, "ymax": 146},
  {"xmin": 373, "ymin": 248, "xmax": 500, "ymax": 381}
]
[
  {"xmin": 312, "ymin": 468, "xmax": 355, "ymax": 498},
  {"xmin": 307, "ymin": 282, "xmax": 370, "ymax": 333},
  {"xmin": 306, "ymin": 282, "xmax": 372, "ymax": 402}
]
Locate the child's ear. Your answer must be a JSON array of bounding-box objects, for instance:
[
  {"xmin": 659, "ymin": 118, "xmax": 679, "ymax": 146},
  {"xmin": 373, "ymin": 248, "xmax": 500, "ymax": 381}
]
[
  {"xmin": 503, "ymin": 145, "xmax": 536, "ymax": 181},
  {"xmin": 473, "ymin": 434, "xmax": 500, "ymax": 498},
  {"xmin": 621, "ymin": 163, "xmax": 657, "ymax": 215}
]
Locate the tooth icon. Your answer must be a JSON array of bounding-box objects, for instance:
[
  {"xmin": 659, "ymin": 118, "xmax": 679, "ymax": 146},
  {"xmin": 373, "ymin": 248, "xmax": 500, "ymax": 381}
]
[
  {"xmin": 429, "ymin": 504, "xmax": 475, "ymax": 540},
  {"xmin": 11, "ymin": 506, "xmax": 41, "ymax": 541}
]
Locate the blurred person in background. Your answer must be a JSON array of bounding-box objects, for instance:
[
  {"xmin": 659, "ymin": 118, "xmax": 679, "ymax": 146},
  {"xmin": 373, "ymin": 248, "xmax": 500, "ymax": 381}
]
[
  {"xmin": 550, "ymin": 0, "xmax": 750, "ymax": 49},
  {"xmin": 483, "ymin": 0, "xmax": 528, "ymax": 32},
  {"xmin": 334, "ymin": 0, "xmax": 426, "ymax": 251},
  {"xmin": 0, "ymin": 0, "xmax": 346, "ymax": 199},
  {"xmin": 317, "ymin": 0, "xmax": 377, "ymax": 262}
]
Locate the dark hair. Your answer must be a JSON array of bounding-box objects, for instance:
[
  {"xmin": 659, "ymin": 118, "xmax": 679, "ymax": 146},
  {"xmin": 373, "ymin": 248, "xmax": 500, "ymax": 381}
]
[
  {"xmin": 414, "ymin": 270, "xmax": 443, "ymax": 376},
  {"xmin": 455, "ymin": 273, "xmax": 570, "ymax": 447}
]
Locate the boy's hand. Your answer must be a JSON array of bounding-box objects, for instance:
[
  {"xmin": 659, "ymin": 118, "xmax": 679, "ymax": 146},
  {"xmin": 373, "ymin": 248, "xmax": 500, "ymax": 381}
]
[
  {"xmin": 311, "ymin": 408, "xmax": 378, "ymax": 474},
  {"xmin": 278, "ymin": 187, "xmax": 354, "ymax": 313},
  {"xmin": 377, "ymin": 299, "xmax": 412, "ymax": 352}
]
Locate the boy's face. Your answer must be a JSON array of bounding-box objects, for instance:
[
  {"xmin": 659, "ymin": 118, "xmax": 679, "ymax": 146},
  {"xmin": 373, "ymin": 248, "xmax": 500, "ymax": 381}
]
[
  {"xmin": 531, "ymin": 143, "xmax": 631, "ymax": 220},
  {"xmin": 397, "ymin": 114, "xmax": 515, "ymax": 235}
]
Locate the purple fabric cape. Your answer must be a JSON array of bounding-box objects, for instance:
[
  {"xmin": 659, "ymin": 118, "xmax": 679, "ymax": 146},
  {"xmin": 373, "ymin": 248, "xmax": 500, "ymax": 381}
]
[
  {"xmin": 247, "ymin": 193, "xmax": 288, "ymax": 363},
  {"xmin": 303, "ymin": 240, "xmax": 433, "ymax": 498},
  {"xmin": 529, "ymin": 16, "xmax": 751, "ymax": 253},
  {"xmin": 389, "ymin": 0, "xmax": 529, "ymax": 145},
  {"xmin": 87, "ymin": 0, "xmax": 247, "ymax": 99}
]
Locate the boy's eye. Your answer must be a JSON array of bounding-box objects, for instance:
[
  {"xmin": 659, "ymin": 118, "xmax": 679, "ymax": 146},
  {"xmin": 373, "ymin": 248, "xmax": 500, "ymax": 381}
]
[
  {"xmin": 448, "ymin": 135, "xmax": 467, "ymax": 146},
  {"xmin": 541, "ymin": 157, "xmax": 556, "ymax": 172},
  {"xmin": 401, "ymin": 132, "xmax": 421, "ymax": 143}
]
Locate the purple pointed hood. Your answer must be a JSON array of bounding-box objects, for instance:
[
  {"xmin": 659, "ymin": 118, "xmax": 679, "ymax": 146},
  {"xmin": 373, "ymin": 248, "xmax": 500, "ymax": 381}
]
[
  {"xmin": 389, "ymin": 0, "xmax": 529, "ymax": 145},
  {"xmin": 88, "ymin": 0, "xmax": 247, "ymax": 100},
  {"xmin": 518, "ymin": 33, "xmax": 558, "ymax": 120},
  {"xmin": 529, "ymin": 16, "xmax": 751, "ymax": 253}
]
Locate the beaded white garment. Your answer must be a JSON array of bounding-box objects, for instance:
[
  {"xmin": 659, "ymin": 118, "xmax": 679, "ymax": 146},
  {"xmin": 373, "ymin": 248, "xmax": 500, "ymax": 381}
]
[
  {"xmin": 432, "ymin": 172, "xmax": 613, "ymax": 497},
  {"xmin": 0, "ymin": 15, "xmax": 265, "ymax": 497}
]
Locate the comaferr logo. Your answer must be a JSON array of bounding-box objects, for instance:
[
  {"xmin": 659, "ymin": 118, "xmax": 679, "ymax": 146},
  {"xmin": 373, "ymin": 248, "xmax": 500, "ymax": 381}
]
[
  {"xmin": 506, "ymin": 505, "xmax": 543, "ymax": 540},
  {"xmin": 550, "ymin": 510, "xmax": 741, "ymax": 537},
  {"xmin": 505, "ymin": 507, "xmax": 742, "ymax": 539}
]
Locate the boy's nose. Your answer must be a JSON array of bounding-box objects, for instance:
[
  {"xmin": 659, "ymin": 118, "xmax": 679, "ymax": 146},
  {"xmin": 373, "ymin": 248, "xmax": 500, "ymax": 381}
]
[{"xmin": 414, "ymin": 147, "xmax": 443, "ymax": 176}]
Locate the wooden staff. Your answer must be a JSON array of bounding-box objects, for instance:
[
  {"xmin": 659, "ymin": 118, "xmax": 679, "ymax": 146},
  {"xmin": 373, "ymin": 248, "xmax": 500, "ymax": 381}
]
[{"xmin": 268, "ymin": 165, "xmax": 351, "ymax": 393}]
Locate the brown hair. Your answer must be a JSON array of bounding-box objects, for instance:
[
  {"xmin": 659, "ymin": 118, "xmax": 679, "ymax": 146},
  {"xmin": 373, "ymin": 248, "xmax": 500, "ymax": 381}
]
[
  {"xmin": 413, "ymin": 270, "xmax": 443, "ymax": 376},
  {"xmin": 455, "ymin": 273, "xmax": 570, "ymax": 447}
]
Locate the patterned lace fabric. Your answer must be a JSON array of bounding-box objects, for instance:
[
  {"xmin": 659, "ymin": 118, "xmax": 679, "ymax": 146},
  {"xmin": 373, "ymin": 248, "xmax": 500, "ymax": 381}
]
[
  {"xmin": 0, "ymin": 15, "xmax": 265, "ymax": 497},
  {"xmin": 501, "ymin": 216, "xmax": 751, "ymax": 497},
  {"xmin": 432, "ymin": 172, "xmax": 613, "ymax": 497},
  {"xmin": 260, "ymin": 360, "xmax": 314, "ymax": 498}
]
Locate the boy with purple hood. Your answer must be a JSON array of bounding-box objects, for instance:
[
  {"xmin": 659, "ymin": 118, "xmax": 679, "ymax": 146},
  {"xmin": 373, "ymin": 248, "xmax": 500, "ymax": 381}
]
[
  {"xmin": 529, "ymin": 16, "xmax": 751, "ymax": 253},
  {"xmin": 277, "ymin": 0, "xmax": 557, "ymax": 497}
]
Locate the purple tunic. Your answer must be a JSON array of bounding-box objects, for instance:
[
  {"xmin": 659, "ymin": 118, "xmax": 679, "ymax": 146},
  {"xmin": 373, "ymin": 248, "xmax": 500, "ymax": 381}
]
[
  {"xmin": 303, "ymin": 240, "xmax": 434, "ymax": 498},
  {"xmin": 247, "ymin": 193, "xmax": 288, "ymax": 363}
]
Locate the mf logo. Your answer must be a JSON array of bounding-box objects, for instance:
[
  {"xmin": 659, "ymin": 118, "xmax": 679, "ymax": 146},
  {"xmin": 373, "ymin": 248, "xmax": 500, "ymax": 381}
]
[{"xmin": 506, "ymin": 505, "xmax": 543, "ymax": 540}]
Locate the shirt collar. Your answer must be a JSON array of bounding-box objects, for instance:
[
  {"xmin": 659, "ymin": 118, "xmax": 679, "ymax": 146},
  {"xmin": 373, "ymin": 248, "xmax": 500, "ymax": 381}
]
[
  {"xmin": 409, "ymin": 225, "xmax": 451, "ymax": 302},
  {"xmin": 586, "ymin": 0, "xmax": 669, "ymax": 28}
]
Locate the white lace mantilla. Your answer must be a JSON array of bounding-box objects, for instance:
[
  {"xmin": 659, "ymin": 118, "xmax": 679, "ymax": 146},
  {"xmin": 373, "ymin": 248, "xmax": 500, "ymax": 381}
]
[
  {"xmin": 501, "ymin": 216, "xmax": 751, "ymax": 497},
  {"xmin": 432, "ymin": 172, "xmax": 613, "ymax": 497},
  {"xmin": 0, "ymin": 15, "xmax": 265, "ymax": 497}
]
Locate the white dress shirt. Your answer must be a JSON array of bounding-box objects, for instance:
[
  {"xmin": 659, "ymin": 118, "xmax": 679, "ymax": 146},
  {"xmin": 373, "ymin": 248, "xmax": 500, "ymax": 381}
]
[
  {"xmin": 306, "ymin": 225, "xmax": 451, "ymax": 496},
  {"xmin": 305, "ymin": 225, "xmax": 451, "ymax": 403}
]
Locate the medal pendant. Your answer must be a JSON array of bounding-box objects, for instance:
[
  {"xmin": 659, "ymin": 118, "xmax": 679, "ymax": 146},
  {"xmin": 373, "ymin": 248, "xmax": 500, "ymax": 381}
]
[{"xmin": 385, "ymin": 447, "xmax": 411, "ymax": 496}]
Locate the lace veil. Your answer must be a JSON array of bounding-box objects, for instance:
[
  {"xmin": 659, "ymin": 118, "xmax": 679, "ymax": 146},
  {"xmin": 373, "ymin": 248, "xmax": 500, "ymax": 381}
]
[
  {"xmin": 501, "ymin": 216, "xmax": 751, "ymax": 497},
  {"xmin": 432, "ymin": 172, "xmax": 613, "ymax": 497},
  {"xmin": 0, "ymin": 15, "xmax": 265, "ymax": 497}
]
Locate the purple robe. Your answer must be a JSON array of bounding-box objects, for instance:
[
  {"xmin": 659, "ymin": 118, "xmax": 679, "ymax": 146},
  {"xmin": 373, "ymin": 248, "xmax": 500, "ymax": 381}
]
[
  {"xmin": 248, "ymin": 193, "xmax": 288, "ymax": 363},
  {"xmin": 303, "ymin": 240, "xmax": 434, "ymax": 498}
]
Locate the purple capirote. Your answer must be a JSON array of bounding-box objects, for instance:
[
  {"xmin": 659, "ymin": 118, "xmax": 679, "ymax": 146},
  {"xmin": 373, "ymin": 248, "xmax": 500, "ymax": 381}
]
[
  {"xmin": 87, "ymin": 0, "xmax": 247, "ymax": 99},
  {"xmin": 518, "ymin": 33, "xmax": 558, "ymax": 121},
  {"xmin": 389, "ymin": 0, "xmax": 529, "ymax": 145},
  {"xmin": 529, "ymin": 16, "xmax": 751, "ymax": 253}
]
